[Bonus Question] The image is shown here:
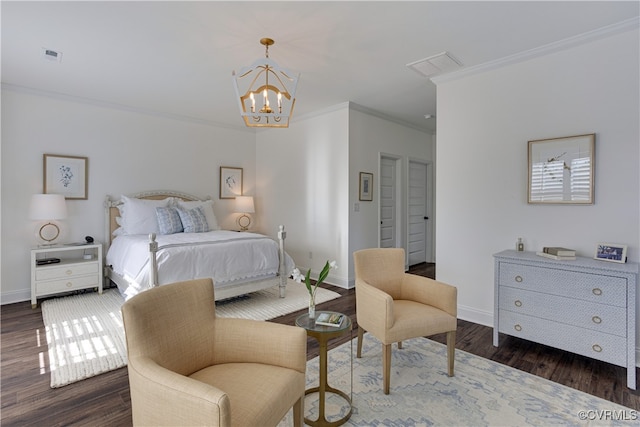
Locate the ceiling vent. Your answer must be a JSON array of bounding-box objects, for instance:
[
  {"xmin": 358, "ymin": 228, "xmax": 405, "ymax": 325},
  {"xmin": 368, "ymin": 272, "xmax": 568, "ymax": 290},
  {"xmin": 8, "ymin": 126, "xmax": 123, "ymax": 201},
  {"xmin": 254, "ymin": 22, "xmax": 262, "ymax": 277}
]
[
  {"xmin": 42, "ymin": 48, "xmax": 63, "ymax": 63},
  {"xmin": 407, "ymin": 51, "xmax": 461, "ymax": 78}
]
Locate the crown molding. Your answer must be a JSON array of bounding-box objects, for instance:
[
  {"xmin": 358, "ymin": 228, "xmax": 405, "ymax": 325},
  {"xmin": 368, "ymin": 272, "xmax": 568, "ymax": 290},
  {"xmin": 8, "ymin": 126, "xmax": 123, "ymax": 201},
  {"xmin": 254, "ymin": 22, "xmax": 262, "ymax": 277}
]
[
  {"xmin": 432, "ymin": 17, "xmax": 640, "ymax": 85},
  {"xmin": 1, "ymin": 83, "xmax": 254, "ymax": 133}
]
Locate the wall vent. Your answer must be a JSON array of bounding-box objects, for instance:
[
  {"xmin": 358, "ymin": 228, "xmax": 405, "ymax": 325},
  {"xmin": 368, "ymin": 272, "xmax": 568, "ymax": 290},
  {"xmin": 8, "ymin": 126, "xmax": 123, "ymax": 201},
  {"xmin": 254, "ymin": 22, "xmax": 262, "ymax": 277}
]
[{"xmin": 42, "ymin": 48, "xmax": 63, "ymax": 63}]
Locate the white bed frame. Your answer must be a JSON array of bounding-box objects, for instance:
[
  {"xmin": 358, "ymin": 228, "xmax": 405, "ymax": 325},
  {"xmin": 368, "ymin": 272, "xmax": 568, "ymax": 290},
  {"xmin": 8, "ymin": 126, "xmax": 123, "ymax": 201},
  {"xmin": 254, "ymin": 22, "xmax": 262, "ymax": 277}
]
[{"xmin": 103, "ymin": 190, "xmax": 288, "ymax": 300}]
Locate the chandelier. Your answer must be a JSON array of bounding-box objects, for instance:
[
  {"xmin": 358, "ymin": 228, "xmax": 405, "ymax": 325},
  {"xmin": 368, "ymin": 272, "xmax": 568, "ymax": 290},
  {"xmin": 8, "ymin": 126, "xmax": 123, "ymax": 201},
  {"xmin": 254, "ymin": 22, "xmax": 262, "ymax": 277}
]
[{"xmin": 232, "ymin": 38, "xmax": 300, "ymax": 128}]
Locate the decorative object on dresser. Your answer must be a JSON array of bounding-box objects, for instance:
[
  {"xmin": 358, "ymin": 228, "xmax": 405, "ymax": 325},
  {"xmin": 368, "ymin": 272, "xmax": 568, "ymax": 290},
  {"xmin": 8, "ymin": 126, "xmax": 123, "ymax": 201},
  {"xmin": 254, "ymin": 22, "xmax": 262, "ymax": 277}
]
[
  {"xmin": 31, "ymin": 242, "xmax": 103, "ymax": 308},
  {"xmin": 232, "ymin": 37, "xmax": 300, "ymax": 128},
  {"xmin": 595, "ymin": 243, "xmax": 627, "ymax": 263},
  {"xmin": 219, "ymin": 166, "xmax": 243, "ymax": 199},
  {"xmin": 43, "ymin": 154, "xmax": 88, "ymax": 200},
  {"xmin": 493, "ymin": 250, "xmax": 638, "ymax": 389},
  {"xmin": 104, "ymin": 190, "xmax": 293, "ymax": 301},
  {"xmin": 536, "ymin": 247, "xmax": 576, "ymax": 260},
  {"xmin": 29, "ymin": 194, "xmax": 68, "ymax": 244},
  {"xmin": 527, "ymin": 133, "xmax": 595, "ymax": 205},
  {"xmin": 235, "ymin": 195, "xmax": 255, "ymax": 231}
]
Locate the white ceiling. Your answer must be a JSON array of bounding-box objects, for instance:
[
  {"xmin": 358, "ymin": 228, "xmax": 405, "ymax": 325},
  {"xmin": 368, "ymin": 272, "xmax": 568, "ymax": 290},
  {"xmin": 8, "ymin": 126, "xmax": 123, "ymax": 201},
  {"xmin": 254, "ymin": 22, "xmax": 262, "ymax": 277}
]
[{"xmin": 2, "ymin": 1, "xmax": 638, "ymax": 132}]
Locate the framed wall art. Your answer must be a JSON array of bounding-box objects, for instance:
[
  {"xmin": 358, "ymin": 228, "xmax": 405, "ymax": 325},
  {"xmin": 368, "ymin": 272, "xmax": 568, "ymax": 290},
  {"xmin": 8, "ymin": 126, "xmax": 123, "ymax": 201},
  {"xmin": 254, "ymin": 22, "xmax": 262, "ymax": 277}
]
[
  {"xmin": 594, "ymin": 243, "xmax": 627, "ymax": 263},
  {"xmin": 528, "ymin": 133, "xmax": 595, "ymax": 204},
  {"xmin": 220, "ymin": 166, "xmax": 243, "ymax": 199},
  {"xmin": 43, "ymin": 154, "xmax": 88, "ymax": 200},
  {"xmin": 359, "ymin": 172, "xmax": 373, "ymax": 201}
]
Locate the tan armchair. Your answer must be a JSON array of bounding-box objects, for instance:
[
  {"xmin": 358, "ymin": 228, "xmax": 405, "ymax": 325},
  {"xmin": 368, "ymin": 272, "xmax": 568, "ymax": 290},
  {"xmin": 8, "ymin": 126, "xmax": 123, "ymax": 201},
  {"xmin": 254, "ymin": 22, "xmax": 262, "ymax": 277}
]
[
  {"xmin": 353, "ymin": 248, "xmax": 457, "ymax": 394},
  {"xmin": 121, "ymin": 278, "xmax": 307, "ymax": 427}
]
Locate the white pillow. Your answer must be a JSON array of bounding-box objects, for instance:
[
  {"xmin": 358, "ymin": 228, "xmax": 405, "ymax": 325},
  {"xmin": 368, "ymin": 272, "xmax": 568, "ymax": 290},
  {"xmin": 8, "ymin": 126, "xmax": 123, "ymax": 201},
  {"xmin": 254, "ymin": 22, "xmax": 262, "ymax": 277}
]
[
  {"xmin": 118, "ymin": 196, "xmax": 173, "ymax": 235},
  {"xmin": 177, "ymin": 200, "xmax": 219, "ymax": 231}
]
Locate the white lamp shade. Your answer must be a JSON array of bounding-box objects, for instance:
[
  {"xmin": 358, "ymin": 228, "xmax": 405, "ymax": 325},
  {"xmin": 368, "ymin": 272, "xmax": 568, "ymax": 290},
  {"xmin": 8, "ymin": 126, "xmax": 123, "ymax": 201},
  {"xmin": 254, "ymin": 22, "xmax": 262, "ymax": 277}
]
[
  {"xmin": 235, "ymin": 196, "xmax": 255, "ymax": 213},
  {"xmin": 29, "ymin": 194, "xmax": 68, "ymax": 220}
]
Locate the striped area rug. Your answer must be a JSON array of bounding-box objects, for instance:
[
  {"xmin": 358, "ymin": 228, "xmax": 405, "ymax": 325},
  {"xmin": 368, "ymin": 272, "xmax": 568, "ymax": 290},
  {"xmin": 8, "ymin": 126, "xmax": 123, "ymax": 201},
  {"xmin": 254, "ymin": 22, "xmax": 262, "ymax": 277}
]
[{"xmin": 41, "ymin": 280, "xmax": 340, "ymax": 387}]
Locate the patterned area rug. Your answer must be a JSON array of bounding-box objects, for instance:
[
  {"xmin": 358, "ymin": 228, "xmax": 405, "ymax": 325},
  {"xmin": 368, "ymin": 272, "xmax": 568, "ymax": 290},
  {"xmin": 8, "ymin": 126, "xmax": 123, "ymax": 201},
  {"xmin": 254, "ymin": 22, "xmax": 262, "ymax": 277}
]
[
  {"xmin": 40, "ymin": 280, "xmax": 339, "ymax": 388},
  {"xmin": 280, "ymin": 336, "xmax": 635, "ymax": 426}
]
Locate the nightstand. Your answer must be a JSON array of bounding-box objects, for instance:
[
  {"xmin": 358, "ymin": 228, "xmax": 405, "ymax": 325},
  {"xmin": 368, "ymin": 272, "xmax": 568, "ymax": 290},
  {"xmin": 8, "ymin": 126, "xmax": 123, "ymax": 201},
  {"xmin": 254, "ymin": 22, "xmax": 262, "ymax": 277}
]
[{"xmin": 30, "ymin": 243, "xmax": 103, "ymax": 308}]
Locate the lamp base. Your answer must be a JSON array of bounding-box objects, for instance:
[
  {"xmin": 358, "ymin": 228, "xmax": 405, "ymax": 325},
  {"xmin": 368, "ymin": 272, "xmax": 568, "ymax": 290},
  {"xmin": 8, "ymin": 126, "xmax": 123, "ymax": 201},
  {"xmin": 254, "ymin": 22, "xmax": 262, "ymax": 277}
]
[
  {"xmin": 237, "ymin": 214, "xmax": 251, "ymax": 232},
  {"xmin": 38, "ymin": 222, "xmax": 61, "ymax": 243}
]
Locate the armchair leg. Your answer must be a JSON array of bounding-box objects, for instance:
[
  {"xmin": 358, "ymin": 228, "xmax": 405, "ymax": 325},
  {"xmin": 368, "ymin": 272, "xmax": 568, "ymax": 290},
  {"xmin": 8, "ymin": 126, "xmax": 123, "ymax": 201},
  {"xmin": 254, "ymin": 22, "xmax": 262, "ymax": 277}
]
[
  {"xmin": 446, "ymin": 330, "xmax": 456, "ymax": 377},
  {"xmin": 293, "ymin": 395, "xmax": 304, "ymax": 427},
  {"xmin": 397, "ymin": 341, "xmax": 403, "ymax": 350},
  {"xmin": 383, "ymin": 343, "xmax": 391, "ymax": 394},
  {"xmin": 357, "ymin": 326, "xmax": 364, "ymax": 358}
]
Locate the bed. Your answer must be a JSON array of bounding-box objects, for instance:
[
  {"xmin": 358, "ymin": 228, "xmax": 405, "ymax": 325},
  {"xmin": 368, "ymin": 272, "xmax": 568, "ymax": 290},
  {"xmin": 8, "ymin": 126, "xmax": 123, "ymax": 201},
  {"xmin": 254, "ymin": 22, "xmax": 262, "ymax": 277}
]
[{"xmin": 104, "ymin": 190, "xmax": 294, "ymax": 301}]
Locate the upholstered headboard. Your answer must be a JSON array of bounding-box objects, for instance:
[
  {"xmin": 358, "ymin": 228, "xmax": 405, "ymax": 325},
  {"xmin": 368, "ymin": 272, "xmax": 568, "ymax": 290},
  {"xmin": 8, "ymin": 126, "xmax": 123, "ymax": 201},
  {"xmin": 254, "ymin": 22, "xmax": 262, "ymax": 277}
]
[{"xmin": 104, "ymin": 190, "xmax": 211, "ymax": 248}]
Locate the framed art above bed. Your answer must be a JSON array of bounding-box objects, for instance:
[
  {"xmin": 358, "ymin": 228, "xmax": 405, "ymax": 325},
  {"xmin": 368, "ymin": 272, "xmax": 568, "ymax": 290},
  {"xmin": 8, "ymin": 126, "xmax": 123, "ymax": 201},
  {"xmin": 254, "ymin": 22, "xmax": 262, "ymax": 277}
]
[{"xmin": 220, "ymin": 167, "xmax": 243, "ymax": 199}]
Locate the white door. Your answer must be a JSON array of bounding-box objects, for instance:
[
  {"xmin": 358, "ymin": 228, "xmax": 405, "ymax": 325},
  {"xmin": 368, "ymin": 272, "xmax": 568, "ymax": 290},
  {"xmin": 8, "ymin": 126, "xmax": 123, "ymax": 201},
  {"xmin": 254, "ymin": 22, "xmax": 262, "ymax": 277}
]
[
  {"xmin": 380, "ymin": 157, "xmax": 396, "ymax": 248},
  {"xmin": 408, "ymin": 161, "xmax": 428, "ymax": 265}
]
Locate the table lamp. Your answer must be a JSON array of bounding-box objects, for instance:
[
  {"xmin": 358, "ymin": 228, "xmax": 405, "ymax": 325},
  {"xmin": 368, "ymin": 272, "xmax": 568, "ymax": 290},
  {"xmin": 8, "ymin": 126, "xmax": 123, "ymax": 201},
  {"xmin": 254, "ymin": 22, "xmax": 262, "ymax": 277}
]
[
  {"xmin": 29, "ymin": 194, "xmax": 68, "ymax": 244},
  {"xmin": 235, "ymin": 196, "xmax": 255, "ymax": 231}
]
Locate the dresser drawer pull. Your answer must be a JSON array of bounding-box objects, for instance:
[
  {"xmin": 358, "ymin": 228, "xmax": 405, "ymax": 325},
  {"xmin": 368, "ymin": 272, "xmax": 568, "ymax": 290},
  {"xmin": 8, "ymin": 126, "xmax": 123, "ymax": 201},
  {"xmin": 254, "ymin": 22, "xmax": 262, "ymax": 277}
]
[
  {"xmin": 515, "ymin": 275, "xmax": 523, "ymax": 283},
  {"xmin": 592, "ymin": 316, "xmax": 602, "ymax": 324},
  {"xmin": 514, "ymin": 324, "xmax": 522, "ymax": 332},
  {"xmin": 514, "ymin": 300, "xmax": 522, "ymax": 307},
  {"xmin": 592, "ymin": 288, "xmax": 602, "ymax": 296},
  {"xmin": 66, "ymin": 269, "xmax": 73, "ymax": 276},
  {"xmin": 66, "ymin": 282, "xmax": 73, "ymax": 288},
  {"xmin": 592, "ymin": 344, "xmax": 603, "ymax": 353}
]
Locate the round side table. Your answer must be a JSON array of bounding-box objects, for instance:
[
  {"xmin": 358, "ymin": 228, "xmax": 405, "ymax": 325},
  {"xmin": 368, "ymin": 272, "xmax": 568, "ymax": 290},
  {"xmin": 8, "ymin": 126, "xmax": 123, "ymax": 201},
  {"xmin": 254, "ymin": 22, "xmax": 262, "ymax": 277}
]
[{"xmin": 296, "ymin": 311, "xmax": 352, "ymax": 427}]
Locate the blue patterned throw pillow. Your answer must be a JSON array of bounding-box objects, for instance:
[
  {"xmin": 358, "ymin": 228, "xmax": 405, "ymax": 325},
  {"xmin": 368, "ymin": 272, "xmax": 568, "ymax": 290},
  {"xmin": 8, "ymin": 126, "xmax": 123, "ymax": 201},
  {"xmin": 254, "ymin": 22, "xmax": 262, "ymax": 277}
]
[
  {"xmin": 177, "ymin": 206, "xmax": 209, "ymax": 233},
  {"xmin": 155, "ymin": 207, "xmax": 183, "ymax": 235}
]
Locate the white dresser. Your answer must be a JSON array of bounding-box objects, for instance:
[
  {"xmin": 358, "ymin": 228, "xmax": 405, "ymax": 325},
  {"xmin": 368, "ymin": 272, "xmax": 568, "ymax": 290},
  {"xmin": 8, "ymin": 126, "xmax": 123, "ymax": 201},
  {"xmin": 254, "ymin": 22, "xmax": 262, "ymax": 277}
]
[{"xmin": 493, "ymin": 250, "xmax": 638, "ymax": 389}]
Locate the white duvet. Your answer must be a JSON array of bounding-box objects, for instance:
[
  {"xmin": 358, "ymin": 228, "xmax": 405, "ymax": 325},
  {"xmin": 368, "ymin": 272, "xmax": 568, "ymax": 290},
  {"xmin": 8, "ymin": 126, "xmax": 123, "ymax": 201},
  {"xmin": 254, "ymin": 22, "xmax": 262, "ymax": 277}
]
[{"xmin": 106, "ymin": 230, "xmax": 294, "ymax": 298}]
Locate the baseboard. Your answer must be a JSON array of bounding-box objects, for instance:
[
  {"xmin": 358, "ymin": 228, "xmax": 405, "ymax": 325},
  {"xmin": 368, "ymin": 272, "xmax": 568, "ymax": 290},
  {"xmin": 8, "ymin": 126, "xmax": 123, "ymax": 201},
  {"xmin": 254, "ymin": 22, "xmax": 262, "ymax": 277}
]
[
  {"xmin": 1, "ymin": 289, "xmax": 30, "ymax": 305},
  {"xmin": 457, "ymin": 304, "xmax": 493, "ymax": 327}
]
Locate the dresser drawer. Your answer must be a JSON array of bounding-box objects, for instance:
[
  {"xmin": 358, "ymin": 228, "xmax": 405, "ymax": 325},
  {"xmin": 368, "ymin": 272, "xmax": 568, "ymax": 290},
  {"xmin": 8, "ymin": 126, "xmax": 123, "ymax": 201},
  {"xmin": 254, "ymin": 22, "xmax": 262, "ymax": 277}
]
[
  {"xmin": 35, "ymin": 275, "xmax": 100, "ymax": 296},
  {"xmin": 499, "ymin": 263, "xmax": 626, "ymax": 307},
  {"xmin": 35, "ymin": 262, "xmax": 99, "ymax": 281},
  {"xmin": 499, "ymin": 286, "xmax": 626, "ymax": 337},
  {"xmin": 498, "ymin": 309, "xmax": 626, "ymax": 366}
]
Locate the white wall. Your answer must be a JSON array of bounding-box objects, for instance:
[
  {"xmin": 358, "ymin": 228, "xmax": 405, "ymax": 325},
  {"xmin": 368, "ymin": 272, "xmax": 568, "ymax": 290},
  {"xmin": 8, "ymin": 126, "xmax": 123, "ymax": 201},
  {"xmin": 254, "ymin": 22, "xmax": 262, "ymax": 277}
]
[
  {"xmin": 256, "ymin": 105, "xmax": 351, "ymax": 287},
  {"xmin": 434, "ymin": 28, "xmax": 639, "ymax": 338},
  {"xmin": 256, "ymin": 103, "xmax": 433, "ymax": 288},
  {"xmin": 348, "ymin": 107, "xmax": 434, "ymax": 283},
  {"xmin": 1, "ymin": 87, "xmax": 256, "ymax": 303}
]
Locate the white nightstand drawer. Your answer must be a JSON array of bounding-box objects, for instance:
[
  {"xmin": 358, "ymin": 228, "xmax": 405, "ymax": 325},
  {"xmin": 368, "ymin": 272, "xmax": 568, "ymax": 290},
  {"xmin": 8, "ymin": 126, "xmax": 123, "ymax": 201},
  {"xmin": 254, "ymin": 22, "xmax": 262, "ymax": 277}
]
[
  {"xmin": 35, "ymin": 262, "xmax": 99, "ymax": 281},
  {"xmin": 35, "ymin": 275, "xmax": 100, "ymax": 296}
]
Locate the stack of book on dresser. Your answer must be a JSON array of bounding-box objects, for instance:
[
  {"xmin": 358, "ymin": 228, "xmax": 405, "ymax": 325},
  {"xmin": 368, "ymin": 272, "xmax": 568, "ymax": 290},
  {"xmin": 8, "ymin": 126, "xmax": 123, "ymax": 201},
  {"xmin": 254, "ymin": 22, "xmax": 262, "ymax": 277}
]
[{"xmin": 536, "ymin": 247, "xmax": 576, "ymax": 260}]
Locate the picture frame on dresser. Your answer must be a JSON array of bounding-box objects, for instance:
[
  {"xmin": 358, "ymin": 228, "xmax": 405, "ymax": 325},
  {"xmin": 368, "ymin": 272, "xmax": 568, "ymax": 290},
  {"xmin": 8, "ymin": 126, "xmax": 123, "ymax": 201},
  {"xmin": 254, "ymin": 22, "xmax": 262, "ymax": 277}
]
[
  {"xmin": 43, "ymin": 154, "xmax": 88, "ymax": 200},
  {"xmin": 594, "ymin": 243, "xmax": 627, "ymax": 263}
]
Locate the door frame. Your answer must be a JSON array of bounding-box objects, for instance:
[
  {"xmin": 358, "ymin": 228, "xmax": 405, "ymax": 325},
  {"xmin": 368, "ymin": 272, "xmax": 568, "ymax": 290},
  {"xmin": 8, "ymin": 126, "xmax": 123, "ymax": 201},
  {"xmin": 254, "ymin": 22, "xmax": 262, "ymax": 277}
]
[
  {"xmin": 379, "ymin": 153, "xmax": 403, "ymax": 252},
  {"xmin": 408, "ymin": 157, "xmax": 434, "ymax": 263}
]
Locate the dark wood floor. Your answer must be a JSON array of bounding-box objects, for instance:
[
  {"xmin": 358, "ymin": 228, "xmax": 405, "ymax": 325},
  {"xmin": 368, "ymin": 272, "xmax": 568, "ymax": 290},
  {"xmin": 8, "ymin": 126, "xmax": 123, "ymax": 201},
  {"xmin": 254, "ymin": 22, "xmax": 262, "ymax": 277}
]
[{"xmin": 2, "ymin": 263, "xmax": 638, "ymax": 426}]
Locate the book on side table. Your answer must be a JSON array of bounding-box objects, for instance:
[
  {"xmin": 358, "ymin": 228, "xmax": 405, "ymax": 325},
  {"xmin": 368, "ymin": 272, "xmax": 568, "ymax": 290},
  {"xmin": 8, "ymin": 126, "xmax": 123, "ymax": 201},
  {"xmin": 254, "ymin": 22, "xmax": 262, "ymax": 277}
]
[{"xmin": 315, "ymin": 312, "xmax": 345, "ymax": 327}]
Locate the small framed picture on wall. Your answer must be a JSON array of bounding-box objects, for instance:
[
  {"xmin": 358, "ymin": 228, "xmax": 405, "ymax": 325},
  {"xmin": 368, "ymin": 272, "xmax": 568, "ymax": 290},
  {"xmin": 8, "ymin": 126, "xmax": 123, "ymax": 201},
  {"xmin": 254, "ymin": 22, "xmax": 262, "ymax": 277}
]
[
  {"xmin": 43, "ymin": 154, "xmax": 88, "ymax": 200},
  {"xmin": 359, "ymin": 172, "xmax": 373, "ymax": 201},
  {"xmin": 220, "ymin": 166, "xmax": 243, "ymax": 199}
]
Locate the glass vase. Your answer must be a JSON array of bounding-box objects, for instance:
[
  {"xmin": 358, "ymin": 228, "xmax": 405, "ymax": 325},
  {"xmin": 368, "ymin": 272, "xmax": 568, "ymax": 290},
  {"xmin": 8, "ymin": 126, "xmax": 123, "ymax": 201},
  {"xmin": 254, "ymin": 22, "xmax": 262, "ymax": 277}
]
[{"xmin": 308, "ymin": 296, "xmax": 316, "ymax": 319}]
